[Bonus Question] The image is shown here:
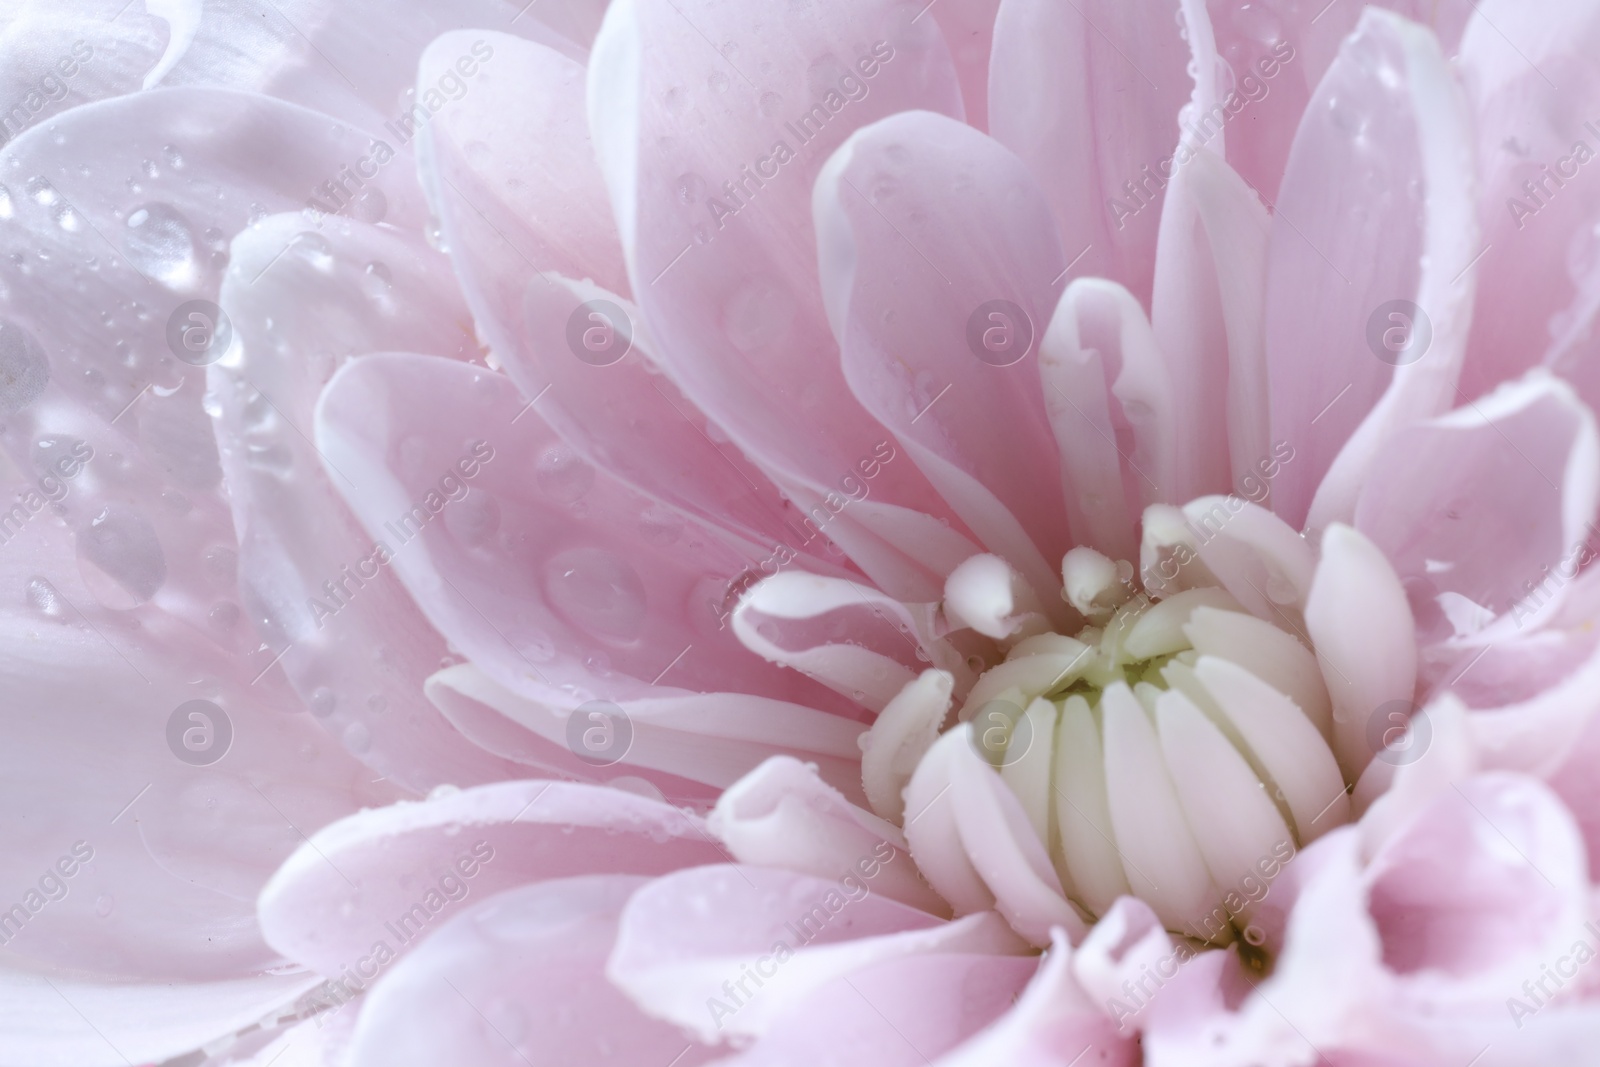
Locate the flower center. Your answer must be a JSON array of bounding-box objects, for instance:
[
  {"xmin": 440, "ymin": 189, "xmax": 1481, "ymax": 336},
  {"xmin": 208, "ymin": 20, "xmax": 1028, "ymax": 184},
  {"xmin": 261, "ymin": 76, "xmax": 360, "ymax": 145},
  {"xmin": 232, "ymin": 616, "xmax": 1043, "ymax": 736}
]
[{"xmin": 960, "ymin": 547, "xmax": 1350, "ymax": 947}]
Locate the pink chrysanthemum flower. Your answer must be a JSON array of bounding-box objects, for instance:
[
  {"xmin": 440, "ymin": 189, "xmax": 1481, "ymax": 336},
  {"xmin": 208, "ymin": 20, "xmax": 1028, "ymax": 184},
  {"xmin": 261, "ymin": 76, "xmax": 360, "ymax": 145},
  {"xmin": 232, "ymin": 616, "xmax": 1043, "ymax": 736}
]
[{"xmin": 6, "ymin": 1, "xmax": 1600, "ymax": 1065}]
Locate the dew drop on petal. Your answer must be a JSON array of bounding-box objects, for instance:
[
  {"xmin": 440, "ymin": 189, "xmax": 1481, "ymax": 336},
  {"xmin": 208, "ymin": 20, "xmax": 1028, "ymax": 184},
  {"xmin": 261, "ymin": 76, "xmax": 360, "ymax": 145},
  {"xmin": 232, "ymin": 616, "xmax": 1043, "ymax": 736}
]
[
  {"xmin": 0, "ymin": 320, "xmax": 51, "ymax": 415},
  {"xmin": 124, "ymin": 203, "xmax": 199, "ymax": 289},
  {"xmin": 308, "ymin": 686, "xmax": 337, "ymax": 718},
  {"xmin": 343, "ymin": 721, "xmax": 372, "ymax": 753},
  {"xmin": 25, "ymin": 576, "xmax": 63, "ymax": 617},
  {"xmin": 290, "ymin": 231, "xmax": 335, "ymax": 271},
  {"xmin": 543, "ymin": 547, "xmax": 647, "ymax": 642},
  {"xmin": 535, "ymin": 446, "xmax": 595, "ymax": 504},
  {"xmin": 638, "ymin": 505, "xmax": 684, "ymax": 547},
  {"xmin": 25, "ymin": 176, "xmax": 58, "ymax": 206},
  {"xmin": 76, "ymin": 506, "xmax": 167, "ymax": 603},
  {"xmin": 1231, "ymin": 2, "xmax": 1283, "ymax": 45}
]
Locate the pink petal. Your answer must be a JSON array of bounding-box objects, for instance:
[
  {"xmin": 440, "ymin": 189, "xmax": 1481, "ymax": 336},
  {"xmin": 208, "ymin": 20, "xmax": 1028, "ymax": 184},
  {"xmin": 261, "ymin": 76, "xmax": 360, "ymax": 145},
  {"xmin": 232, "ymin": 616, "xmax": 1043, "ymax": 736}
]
[
  {"xmin": 258, "ymin": 780, "xmax": 726, "ymax": 980},
  {"xmin": 1355, "ymin": 371, "xmax": 1600, "ymax": 624},
  {"xmin": 930, "ymin": 0, "xmax": 1000, "ymax": 130},
  {"xmin": 813, "ymin": 109, "xmax": 1072, "ymax": 601},
  {"xmin": 421, "ymin": 30, "xmax": 626, "ymax": 294},
  {"xmin": 0, "ymin": 2, "xmax": 170, "ymax": 132},
  {"xmin": 314, "ymin": 352, "xmax": 852, "ymax": 715},
  {"xmin": 1193, "ymin": 0, "xmax": 1473, "ymax": 205},
  {"xmin": 418, "ymin": 34, "xmax": 817, "ymax": 566},
  {"xmin": 1465, "ymin": 629, "xmax": 1600, "ymax": 777},
  {"xmin": 0, "ymin": 969, "xmax": 321, "ymax": 1067},
  {"xmin": 1303, "ymin": 10, "xmax": 1482, "ymax": 532},
  {"xmin": 1182, "ymin": 495, "xmax": 1314, "ymax": 634},
  {"xmin": 215, "ymin": 215, "xmax": 524, "ymax": 792},
  {"xmin": 588, "ymin": 0, "xmax": 972, "ymax": 602},
  {"xmin": 196, "ymin": 1008, "xmax": 358, "ymax": 1067},
  {"xmin": 1548, "ymin": 704, "xmax": 1600, "ymax": 881},
  {"xmin": 987, "ymin": 0, "xmax": 1190, "ymax": 304},
  {"xmin": 1157, "ymin": 145, "xmax": 1277, "ymax": 499},
  {"xmin": 709, "ymin": 756, "xmax": 947, "ymax": 914},
  {"xmin": 1456, "ymin": 1, "xmax": 1600, "ymax": 404},
  {"xmin": 427, "ymin": 662, "xmax": 867, "ymax": 803},
  {"xmin": 156, "ymin": 2, "xmax": 602, "ymax": 131},
  {"xmin": 423, "ymin": 665, "xmax": 724, "ymax": 803},
  {"xmin": 607, "ymin": 863, "xmax": 1028, "ymax": 1042},
  {"xmin": 1069, "ymin": 896, "xmax": 1175, "ymax": 1032},
  {"xmin": 347, "ymin": 876, "xmax": 719, "ymax": 1067},
  {"xmin": 1038, "ymin": 279, "xmax": 1167, "ymax": 561},
  {"xmin": 0, "ymin": 519, "xmax": 396, "ymax": 984},
  {"xmin": 942, "ymin": 928, "xmax": 1137, "ymax": 1066},
  {"xmin": 1146, "ymin": 161, "xmax": 1237, "ymax": 506},
  {"xmin": 731, "ymin": 570, "xmax": 968, "ymax": 712},
  {"xmin": 1366, "ymin": 774, "xmax": 1588, "ymax": 985},
  {"xmin": 1265, "ymin": 8, "xmax": 1475, "ymax": 528},
  {"xmin": 716, "ymin": 952, "xmax": 1037, "ymax": 1067}
]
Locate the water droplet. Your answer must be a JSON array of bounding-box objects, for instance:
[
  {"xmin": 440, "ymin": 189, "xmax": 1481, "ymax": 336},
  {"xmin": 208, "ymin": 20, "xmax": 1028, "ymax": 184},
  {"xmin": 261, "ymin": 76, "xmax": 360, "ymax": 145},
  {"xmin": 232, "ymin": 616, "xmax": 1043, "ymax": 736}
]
[
  {"xmin": 208, "ymin": 601, "xmax": 240, "ymax": 630},
  {"xmin": 348, "ymin": 186, "xmax": 387, "ymax": 224},
  {"xmin": 0, "ymin": 320, "xmax": 50, "ymax": 414},
  {"xmin": 1263, "ymin": 569, "xmax": 1298, "ymax": 605},
  {"xmin": 343, "ymin": 721, "xmax": 372, "ymax": 753},
  {"xmin": 308, "ymin": 686, "xmax": 337, "ymax": 717},
  {"xmin": 676, "ymin": 172, "xmax": 708, "ymax": 205},
  {"xmin": 124, "ymin": 203, "xmax": 199, "ymax": 289},
  {"xmin": 95, "ymin": 893, "xmax": 114, "ymax": 917},
  {"xmin": 161, "ymin": 144, "xmax": 185, "ymax": 170},
  {"xmin": 142, "ymin": 158, "xmax": 160, "ymax": 180},
  {"xmin": 25, "ymin": 177, "xmax": 58, "ymax": 206},
  {"xmin": 535, "ymin": 447, "xmax": 595, "ymax": 503},
  {"xmin": 361, "ymin": 260, "xmax": 394, "ymax": 306},
  {"xmin": 290, "ymin": 231, "xmax": 335, "ymax": 271},
  {"xmin": 543, "ymin": 547, "xmax": 648, "ymax": 642},
  {"xmin": 0, "ymin": 184, "xmax": 14, "ymax": 220},
  {"xmin": 202, "ymin": 545, "xmax": 237, "ymax": 590},
  {"xmin": 758, "ymin": 92, "xmax": 784, "ymax": 118},
  {"xmin": 1231, "ymin": 3, "xmax": 1283, "ymax": 44},
  {"xmin": 638, "ymin": 505, "xmax": 684, "ymax": 547},
  {"xmin": 444, "ymin": 491, "xmax": 500, "ymax": 546},
  {"xmin": 1325, "ymin": 95, "xmax": 1369, "ymax": 140},
  {"xmin": 77, "ymin": 506, "xmax": 167, "ymax": 602},
  {"xmin": 25, "ymin": 576, "xmax": 63, "ymax": 617}
]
